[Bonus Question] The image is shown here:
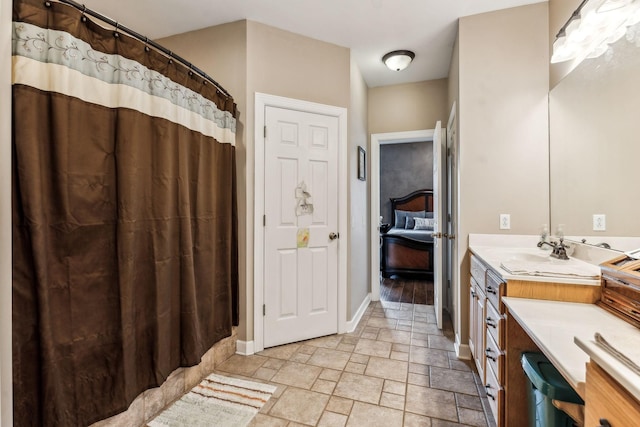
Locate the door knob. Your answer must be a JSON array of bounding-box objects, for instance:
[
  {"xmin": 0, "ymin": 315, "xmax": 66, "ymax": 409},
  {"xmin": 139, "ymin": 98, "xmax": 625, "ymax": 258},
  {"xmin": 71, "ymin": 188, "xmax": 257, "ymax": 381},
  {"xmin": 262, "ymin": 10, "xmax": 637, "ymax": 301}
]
[{"xmin": 329, "ymin": 232, "xmax": 339, "ymax": 240}]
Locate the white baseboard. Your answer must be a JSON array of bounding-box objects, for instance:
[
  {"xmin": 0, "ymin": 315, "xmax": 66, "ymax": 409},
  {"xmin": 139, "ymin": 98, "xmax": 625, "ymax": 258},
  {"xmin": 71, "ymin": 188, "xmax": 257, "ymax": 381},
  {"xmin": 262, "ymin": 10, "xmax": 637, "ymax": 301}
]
[
  {"xmin": 454, "ymin": 333, "xmax": 471, "ymax": 360},
  {"xmin": 346, "ymin": 293, "xmax": 371, "ymax": 333},
  {"xmin": 236, "ymin": 340, "xmax": 255, "ymax": 356}
]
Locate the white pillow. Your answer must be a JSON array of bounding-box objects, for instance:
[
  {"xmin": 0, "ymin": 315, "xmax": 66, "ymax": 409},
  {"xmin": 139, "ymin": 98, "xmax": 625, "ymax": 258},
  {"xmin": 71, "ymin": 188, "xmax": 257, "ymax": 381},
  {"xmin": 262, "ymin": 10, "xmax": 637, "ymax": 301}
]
[{"xmin": 414, "ymin": 217, "xmax": 436, "ymax": 230}]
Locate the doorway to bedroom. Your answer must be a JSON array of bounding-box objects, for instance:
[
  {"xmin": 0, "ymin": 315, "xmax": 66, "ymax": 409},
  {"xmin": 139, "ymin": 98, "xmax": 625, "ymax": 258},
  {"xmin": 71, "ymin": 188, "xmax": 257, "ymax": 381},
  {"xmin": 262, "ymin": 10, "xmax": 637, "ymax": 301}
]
[
  {"xmin": 370, "ymin": 127, "xmax": 448, "ymax": 327},
  {"xmin": 379, "ymin": 139, "xmax": 434, "ymax": 305}
]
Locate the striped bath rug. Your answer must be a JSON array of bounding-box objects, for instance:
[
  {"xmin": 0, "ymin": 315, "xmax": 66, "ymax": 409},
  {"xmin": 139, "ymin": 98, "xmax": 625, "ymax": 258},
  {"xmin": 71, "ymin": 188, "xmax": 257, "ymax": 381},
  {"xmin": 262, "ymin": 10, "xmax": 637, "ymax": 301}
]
[{"xmin": 148, "ymin": 373, "xmax": 277, "ymax": 427}]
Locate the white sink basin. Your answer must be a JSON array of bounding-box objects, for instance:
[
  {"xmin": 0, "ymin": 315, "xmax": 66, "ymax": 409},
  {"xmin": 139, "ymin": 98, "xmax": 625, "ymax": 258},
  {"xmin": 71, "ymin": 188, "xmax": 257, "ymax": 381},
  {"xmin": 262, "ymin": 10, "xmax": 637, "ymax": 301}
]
[
  {"xmin": 504, "ymin": 252, "xmax": 554, "ymax": 263},
  {"xmin": 472, "ymin": 246, "xmax": 601, "ymax": 279},
  {"xmin": 503, "ymin": 252, "xmax": 577, "ymax": 265}
]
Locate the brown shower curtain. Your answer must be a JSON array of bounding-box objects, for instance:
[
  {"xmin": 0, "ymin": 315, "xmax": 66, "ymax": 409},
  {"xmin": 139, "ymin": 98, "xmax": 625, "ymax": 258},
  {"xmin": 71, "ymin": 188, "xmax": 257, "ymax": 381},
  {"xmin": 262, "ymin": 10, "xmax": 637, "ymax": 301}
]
[{"xmin": 12, "ymin": 0, "xmax": 238, "ymax": 425}]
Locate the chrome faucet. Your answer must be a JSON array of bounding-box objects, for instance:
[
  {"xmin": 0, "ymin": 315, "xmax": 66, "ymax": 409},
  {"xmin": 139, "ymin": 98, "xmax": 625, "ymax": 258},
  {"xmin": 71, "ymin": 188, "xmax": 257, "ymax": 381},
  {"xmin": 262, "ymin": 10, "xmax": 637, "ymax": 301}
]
[{"xmin": 537, "ymin": 237, "xmax": 570, "ymax": 260}]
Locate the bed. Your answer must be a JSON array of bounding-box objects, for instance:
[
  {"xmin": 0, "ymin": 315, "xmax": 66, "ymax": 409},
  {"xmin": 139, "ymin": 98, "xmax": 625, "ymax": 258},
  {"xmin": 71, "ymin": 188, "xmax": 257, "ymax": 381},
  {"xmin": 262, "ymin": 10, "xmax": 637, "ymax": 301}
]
[{"xmin": 380, "ymin": 189, "xmax": 435, "ymax": 279}]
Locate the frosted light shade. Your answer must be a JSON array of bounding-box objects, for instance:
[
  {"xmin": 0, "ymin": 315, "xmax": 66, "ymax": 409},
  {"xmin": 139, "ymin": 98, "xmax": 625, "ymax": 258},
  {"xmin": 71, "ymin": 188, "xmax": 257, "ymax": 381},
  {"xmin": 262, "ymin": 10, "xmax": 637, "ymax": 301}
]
[
  {"xmin": 551, "ymin": 0, "xmax": 640, "ymax": 63},
  {"xmin": 382, "ymin": 50, "xmax": 415, "ymax": 71}
]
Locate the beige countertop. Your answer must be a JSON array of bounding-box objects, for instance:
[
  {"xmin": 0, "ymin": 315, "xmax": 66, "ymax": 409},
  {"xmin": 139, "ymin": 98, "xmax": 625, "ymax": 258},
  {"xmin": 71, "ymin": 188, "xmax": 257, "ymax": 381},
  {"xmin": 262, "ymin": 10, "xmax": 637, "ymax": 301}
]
[{"xmin": 503, "ymin": 297, "xmax": 640, "ymax": 401}]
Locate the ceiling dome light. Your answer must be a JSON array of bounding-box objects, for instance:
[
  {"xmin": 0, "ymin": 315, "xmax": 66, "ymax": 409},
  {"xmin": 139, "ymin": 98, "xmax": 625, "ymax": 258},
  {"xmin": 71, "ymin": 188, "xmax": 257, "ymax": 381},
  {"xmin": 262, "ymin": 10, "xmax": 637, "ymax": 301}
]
[{"xmin": 382, "ymin": 50, "xmax": 415, "ymax": 71}]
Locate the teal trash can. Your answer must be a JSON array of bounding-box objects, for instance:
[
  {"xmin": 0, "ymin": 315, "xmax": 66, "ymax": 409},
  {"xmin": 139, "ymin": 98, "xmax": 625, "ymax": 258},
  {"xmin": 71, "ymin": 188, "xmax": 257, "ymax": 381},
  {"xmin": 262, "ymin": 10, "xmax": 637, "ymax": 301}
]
[{"xmin": 521, "ymin": 352, "xmax": 584, "ymax": 427}]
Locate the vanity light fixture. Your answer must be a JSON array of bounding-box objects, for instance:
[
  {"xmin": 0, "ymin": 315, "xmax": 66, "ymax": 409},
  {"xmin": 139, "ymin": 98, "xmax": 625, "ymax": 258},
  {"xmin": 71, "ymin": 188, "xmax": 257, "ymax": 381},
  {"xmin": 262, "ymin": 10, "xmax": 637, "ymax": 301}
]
[
  {"xmin": 551, "ymin": 0, "xmax": 640, "ymax": 63},
  {"xmin": 382, "ymin": 50, "xmax": 415, "ymax": 71}
]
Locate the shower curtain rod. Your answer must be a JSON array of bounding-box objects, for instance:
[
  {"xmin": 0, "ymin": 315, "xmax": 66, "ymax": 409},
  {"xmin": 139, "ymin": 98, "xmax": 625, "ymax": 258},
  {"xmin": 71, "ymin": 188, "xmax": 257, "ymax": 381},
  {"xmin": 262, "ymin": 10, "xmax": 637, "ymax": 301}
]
[{"xmin": 53, "ymin": 0, "xmax": 232, "ymax": 98}]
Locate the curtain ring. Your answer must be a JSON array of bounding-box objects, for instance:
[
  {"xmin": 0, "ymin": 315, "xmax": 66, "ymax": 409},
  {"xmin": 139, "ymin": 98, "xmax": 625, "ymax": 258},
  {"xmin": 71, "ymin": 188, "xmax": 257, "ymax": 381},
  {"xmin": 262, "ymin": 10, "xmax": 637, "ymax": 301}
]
[
  {"xmin": 113, "ymin": 22, "xmax": 120, "ymax": 38},
  {"xmin": 81, "ymin": 5, "xmax": 87, "ymax": 23}
]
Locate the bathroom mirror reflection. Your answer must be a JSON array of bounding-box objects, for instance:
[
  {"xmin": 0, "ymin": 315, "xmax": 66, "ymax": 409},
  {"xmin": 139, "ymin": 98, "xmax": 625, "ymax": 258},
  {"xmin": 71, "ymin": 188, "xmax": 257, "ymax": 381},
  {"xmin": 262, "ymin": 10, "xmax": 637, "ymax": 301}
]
[{"xmin": 549, "ymin": 21, "xmax": 640, "ymax": 249}]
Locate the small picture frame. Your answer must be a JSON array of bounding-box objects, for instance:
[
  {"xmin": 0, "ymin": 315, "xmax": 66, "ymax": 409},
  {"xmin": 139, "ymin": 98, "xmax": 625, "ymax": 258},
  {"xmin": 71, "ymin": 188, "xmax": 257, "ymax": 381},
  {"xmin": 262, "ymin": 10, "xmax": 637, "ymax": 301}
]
[{"xmin": 357, "ymin": 146, "xmax": 366, "ymax": 181}]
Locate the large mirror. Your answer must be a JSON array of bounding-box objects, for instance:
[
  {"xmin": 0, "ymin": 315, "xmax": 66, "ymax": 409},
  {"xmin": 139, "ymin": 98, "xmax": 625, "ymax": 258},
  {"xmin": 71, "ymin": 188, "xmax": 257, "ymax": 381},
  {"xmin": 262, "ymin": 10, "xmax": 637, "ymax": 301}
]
[{"xmin": 549, "ymin": 21, "xmax": 640, "ymax": 249}]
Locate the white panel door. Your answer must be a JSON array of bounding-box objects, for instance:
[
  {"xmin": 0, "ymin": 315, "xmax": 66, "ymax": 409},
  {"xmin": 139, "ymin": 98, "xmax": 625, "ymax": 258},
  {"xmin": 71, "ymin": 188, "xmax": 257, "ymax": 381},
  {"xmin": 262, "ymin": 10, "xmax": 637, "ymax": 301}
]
[
  {"xmin": 432, "ymin": 121, "xmax": 444, "ymax": 329},
  {"xmin": 263, "ymin": 106, "xmax": 339, "ymax": 348}
]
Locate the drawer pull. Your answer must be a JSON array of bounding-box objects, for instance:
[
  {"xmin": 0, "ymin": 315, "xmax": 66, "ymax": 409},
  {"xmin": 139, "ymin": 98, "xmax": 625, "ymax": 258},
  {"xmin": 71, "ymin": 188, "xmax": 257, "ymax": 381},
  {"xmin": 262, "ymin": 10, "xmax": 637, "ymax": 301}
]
[
  {"xmin": 598, "ymin": 419, "xmax": 611, "ymax": 427},
  {"xmin": 485, "ymin": 348, "xmax": 497, "ymax": 361},
  {"xmin": 486, "ymin": 286, "xmax": 497, "ymax": 295},
  {"xmin": 626, "ymin": 308, "xmax": 640, "ymax": 317},
  {"xmin": 486, "ymin": 317, "xmax": 497, "ymax": 328},
  {"xmin": 485, "ymin": 384, "xmax": 495, "ymax": 401}
]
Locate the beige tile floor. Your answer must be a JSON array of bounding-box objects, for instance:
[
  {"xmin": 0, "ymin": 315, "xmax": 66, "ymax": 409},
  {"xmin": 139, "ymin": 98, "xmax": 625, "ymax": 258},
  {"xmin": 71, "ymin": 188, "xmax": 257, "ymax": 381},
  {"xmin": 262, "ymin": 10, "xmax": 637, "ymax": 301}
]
[{"xmin": 215, "ymin": 301, "xmax": 496, "ymax": 427}]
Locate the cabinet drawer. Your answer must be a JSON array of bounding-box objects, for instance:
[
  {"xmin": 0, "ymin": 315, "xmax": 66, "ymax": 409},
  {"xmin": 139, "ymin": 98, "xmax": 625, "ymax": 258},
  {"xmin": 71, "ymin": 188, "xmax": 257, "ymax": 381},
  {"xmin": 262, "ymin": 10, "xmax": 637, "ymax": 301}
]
[
  {"xmin": 471, "ymin": 255, "xmax": 487, "ymax": 286},
  {"xmin": 486, "ymin": 269, "xmax": 506, "ymax": 314},
  {"xmin": 485, "ymin": 331, "xmax": 504, "ymax": 384},
  {"xmin": 485, "ymin": 301, "xmax": 504, "ymax": 349},
  {"xmin": 484, "ymin": 363, "xmax": 504, "ymax": 426}
]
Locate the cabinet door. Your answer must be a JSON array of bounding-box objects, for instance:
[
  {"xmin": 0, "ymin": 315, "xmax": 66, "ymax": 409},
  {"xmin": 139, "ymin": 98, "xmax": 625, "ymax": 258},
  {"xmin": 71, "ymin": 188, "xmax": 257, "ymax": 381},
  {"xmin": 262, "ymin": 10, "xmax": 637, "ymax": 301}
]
[
  {"xmin": 475, "ymin": 286, "xmax": 486, "ymax": 384},
  {"xmin": 469, "ymin": 280, "xmax": 477, "ymax": 358},
  {"xmin": 585, "ymin": 362, "xmax": 640, "ymax": 426}
]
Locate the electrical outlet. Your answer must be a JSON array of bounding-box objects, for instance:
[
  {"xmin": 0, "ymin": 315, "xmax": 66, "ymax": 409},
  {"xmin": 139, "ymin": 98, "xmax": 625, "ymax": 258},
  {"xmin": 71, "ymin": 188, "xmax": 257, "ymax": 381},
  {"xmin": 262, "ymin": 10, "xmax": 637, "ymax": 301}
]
[
  {"xmin": 593, "ymin": 214, "xmax": 606, "ymax": 231},
  {"xmin": 500, "ymin": 214, "xmax": 511, "ymax": 230}
]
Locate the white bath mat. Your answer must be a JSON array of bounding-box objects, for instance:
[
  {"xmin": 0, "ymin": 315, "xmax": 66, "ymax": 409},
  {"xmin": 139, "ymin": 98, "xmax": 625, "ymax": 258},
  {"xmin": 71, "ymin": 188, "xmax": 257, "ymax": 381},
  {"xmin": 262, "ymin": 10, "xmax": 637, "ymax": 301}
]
[{"xmin": 148, "ymin": 373, "xmax": 277, "ymax": 427}]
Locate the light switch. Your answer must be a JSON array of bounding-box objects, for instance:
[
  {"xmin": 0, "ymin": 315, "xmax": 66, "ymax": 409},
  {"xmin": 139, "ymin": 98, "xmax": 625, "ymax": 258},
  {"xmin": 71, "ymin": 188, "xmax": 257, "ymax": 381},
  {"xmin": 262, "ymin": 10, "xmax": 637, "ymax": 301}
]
[
  {"xmin": 593, "ymin": 214, "xmax": 606, "ymax": 231},
  {"xmin": 500, "ymin": 214, "xmax": 511, "ymax": 230}
]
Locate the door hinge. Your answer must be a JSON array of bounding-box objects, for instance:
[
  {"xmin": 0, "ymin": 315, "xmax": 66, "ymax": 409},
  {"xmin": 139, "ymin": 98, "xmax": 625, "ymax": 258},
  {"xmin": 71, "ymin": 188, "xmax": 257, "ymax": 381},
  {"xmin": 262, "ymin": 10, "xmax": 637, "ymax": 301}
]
[
  {"xmin": 263, "ymin": 215, "xmax": 266, "ymax": 227},
  {"xmin": 263, "ymin": 304, "xmax": 266, "ymax": 316},
  {"xmin": 264, "ymin": 126, "xmax": 267, "ymax": 138}
]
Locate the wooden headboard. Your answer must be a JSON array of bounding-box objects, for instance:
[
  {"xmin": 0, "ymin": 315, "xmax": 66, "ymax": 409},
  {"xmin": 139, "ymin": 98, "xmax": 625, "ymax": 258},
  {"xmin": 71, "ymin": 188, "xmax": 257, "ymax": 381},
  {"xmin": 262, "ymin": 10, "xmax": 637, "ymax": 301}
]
[{"xmin": 390, "ymin": 189, "xmax": 434, "ymax": 227}]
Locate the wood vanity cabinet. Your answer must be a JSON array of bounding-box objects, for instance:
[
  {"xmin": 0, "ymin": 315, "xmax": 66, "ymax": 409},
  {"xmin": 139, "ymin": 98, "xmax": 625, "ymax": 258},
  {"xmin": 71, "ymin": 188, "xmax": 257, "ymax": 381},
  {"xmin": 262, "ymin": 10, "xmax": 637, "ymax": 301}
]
[
  {"xmin": 470, "ymin": 255, "xmax": 506, "ymax": 425},
  {"xmin": 585, "ymin": 361, "xmax": 640, "ymax": 426},
  {"xmin": 470, "ymin": 250, "xmax": 603, "ymax": 426}
]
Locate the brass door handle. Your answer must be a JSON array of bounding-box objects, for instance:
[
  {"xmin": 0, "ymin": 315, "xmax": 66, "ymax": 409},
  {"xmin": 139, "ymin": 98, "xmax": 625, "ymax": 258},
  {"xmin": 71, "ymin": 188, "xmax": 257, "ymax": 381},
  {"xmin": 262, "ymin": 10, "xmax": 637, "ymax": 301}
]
[
  {"xmin": 432, "ymin": 232, "xmax": 442, "ymax": 239},
  {"xmin": 329, "ymin": 232, "xmax": 339, "ymax": 241}
]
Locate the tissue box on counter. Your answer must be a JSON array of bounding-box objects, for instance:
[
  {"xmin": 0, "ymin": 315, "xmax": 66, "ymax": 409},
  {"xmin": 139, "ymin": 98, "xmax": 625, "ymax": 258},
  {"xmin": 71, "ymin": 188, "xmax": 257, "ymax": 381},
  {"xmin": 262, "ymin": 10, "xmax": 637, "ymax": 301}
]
[{"xmin": 598, "ymin": 255, "xmax": 640, "ymax": 328}]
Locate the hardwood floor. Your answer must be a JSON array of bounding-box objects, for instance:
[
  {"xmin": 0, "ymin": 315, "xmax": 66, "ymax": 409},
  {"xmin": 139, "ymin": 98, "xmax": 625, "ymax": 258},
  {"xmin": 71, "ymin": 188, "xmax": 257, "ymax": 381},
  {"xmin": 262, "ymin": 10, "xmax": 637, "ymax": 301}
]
[{"xmin": 379, "ymin": 276, "xmax": 434, "ymax": 305}]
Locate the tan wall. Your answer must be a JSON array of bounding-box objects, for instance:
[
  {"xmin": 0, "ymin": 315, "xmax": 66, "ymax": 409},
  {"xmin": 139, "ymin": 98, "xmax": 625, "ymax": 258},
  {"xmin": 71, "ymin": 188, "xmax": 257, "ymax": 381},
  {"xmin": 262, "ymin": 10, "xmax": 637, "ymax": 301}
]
[
  {"xmin": 246, "ymin": 21, "xmax": 350, "ymax": 110},
  {"xmin": 456, "ymin": 3, "xmax": 550, "ymax": 346},
  {"xmin": 348, "ymin": 55, "xmax": 369, "ymax": 318},
  {"xmin": 549, "ymin": 0, "xmax": 583, "ymax": 88},
  {"xmin": 1, "ymin": 0, "xmax": 11, "ymax": 423},
  {"xmin": 368, "ymin": 79, "xmax": 449, "ymax": 134},
  {"xmin": 164, "ymin": 21, "xmax": 350, "ymax": 342},
  {"xmin": 448, "ymin": 39, "xmax": 460, "ymax": 123}
]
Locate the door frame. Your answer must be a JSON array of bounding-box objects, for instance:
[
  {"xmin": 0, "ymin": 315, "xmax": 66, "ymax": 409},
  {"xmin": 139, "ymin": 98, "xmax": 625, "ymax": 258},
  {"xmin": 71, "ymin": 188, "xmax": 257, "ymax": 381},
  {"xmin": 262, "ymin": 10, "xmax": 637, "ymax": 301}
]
[
  {"xmin": 369, "ymin": 130, "xmax": 434, "ymax": 302},
  {"xmin": 254, "ymin": 92, "xmax": 348, "ymax": 353},
  {"xmin": 445, "ymin": 103, "xmax": 457, "ymax": 318}
]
